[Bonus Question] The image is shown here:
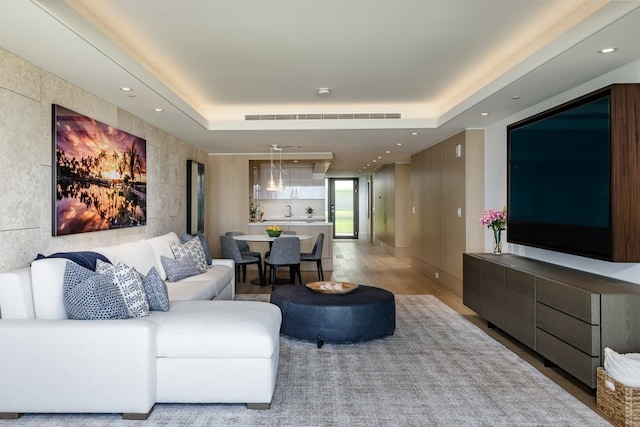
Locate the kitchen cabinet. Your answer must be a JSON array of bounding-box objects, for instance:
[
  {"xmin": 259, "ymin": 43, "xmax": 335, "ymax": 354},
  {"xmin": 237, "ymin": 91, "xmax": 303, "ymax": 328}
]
[{"xmin": 255, "ymin": 162, "xmax": 325, "ymax": 200}]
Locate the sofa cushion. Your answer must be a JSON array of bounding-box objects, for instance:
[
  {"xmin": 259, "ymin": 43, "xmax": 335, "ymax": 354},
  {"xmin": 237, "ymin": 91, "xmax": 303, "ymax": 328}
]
[
  {"xmin": 181, "ymin": 231, "xmax": 212, "ymax": 265},
  {"xmin": 140, "ymin": 267, "xmax": 170, "ymax": 311},
  {"xmin": 161, "ymin": 256, "xmax": 203, "ymax": 282},
  {"xmin": 0, "ymin": 267, "xmax": 35, "ymax": 319},
  {"xmin": 31, "ymin": 258, "xmax": 69, "ymax": 319},
  {"xmin": 64, "ymin": 273, "xmax": 129, "ymax": 320},
  {"xmin": 165, "ymin": 265, "xmax": 234, "ymax": 301},
  {"xmin": 93, "ymin": 240, "xmax": 157, "ymax": 281},
  {"xmin": 147, "ymin": 300, "xmax": 281, "ymax": 358},
  {"xmin": 96, "ymin": 260, "xmax": 149, "ymax": 318},
  {"xmin": 170, "ymin": 239, "xmax": 207, "ymax": 271},
  {"xmin": 146, "ymin": 232, "xmax": 181, "ymax": 280}
]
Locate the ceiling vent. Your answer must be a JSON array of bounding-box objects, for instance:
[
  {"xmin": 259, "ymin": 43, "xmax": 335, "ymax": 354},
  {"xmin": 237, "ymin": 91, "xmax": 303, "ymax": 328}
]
[{"xmin": 245, "ymin": 113, "xmax": 401, "ymax": 121}]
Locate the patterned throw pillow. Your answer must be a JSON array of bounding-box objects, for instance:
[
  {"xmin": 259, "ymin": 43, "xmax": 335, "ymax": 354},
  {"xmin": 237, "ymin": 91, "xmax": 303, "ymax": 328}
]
[
  {"xmin": 64, "ymin": 275, "xmax": 129, "ymax": 320},
  {"xmin": 95, "ymin": 258, "xmax": 114, "ymax": 275},
  {"xmin": 160, "ymin": 255, "xmax": 203, "ymax": 282},
  {"xmin": 139, "ymin": 267, "xmax": 170, "ymax": 312},
  {"xmin": 62, "ymin": 261, "xmax": 129, "ymax": 320},
  {"xmin": 170, "ymin": 239, "xmax": 207, "ymax": 271},
  {"xmin": 181, "ymin": 232, "xmax": 212, "ymax": 266},
  {"xmin": 96, "ymin": 259, "xmax": 150, "ymax": 318},
  {"xmin": 64, "ymin": 259, "xmax": 97, "ymax": 288}
]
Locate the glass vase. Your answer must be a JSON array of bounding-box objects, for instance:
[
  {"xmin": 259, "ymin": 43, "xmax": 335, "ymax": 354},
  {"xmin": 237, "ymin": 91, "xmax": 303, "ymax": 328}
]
[{"xmin": 493, "ymin": 229, "xmax": 503, "ymax": 255}]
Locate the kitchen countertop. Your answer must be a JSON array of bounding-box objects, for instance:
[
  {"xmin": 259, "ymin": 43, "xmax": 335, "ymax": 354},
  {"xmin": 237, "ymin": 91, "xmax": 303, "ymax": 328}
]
[{"xmin": 250, "ymin": 220, "xmax": 331, "ymax": 225}]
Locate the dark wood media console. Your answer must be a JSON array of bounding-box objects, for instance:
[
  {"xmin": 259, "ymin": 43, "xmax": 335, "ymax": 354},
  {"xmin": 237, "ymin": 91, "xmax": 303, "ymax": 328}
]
[{"xmin": 463, "ymin": 253, "xmax": 640, "ymax": 388}]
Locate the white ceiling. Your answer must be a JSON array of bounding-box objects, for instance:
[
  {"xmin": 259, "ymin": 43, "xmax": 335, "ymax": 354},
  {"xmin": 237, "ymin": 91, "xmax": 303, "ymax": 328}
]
[{"xmin": 2, "ymin": 0, "xmax": 640, "ymax": 175}]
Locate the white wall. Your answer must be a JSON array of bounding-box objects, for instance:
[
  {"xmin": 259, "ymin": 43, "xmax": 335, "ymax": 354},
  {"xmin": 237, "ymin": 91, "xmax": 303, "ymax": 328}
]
[{"xmin": 483, "ymin": 58, "xmax": 640, "ymax": 284}]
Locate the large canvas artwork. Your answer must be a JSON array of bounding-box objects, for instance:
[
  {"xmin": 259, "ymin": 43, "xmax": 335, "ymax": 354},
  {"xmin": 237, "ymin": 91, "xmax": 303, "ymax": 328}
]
[{"xmin": 53, "ymin": 105, "xmax": 147, "ymax": 236}]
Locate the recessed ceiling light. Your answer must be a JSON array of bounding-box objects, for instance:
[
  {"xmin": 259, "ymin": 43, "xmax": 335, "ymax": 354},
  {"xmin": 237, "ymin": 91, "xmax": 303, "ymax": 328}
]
[
  {"xmin": 120, "ymin": 87, "xmax": 132, "ymax": 91},
  {"xmin": 367, "ymin": 164, "xmax": 371, "ymax": 167},
  {"xmin": 397, "ymin": 143, "xmax": 402, "ymax": 146},
  {"xmin": 153, "ymin": 108, "xmax": 164, "ymax": 112},
  {"xmin": 372, "ymin": 160, "xmax": 377, "ymax": 163},
  {"xmin": 385, "ymin": 150, "xmax": 390, "ymax": 154},
  {"xmin": 317, "ymin": 87, "xmax": 331, "ymax": 95},
  {"xmin": 411, "ymin": 132, "xmax": 418, "ymax": 136},
  {"xmin": 480, "ymin": 112, "xmax": 489, "ymax": 116},
  {"xmin": 378, "ymin": 156, "xmax": 382, "ymax": 159},
  {"xmin": 599, "ymin": 47, "xmax": 617, "ymax": 54},
  {"xmin": 512, "ymin": 95, "xmax": 520, "ymax": 100}
]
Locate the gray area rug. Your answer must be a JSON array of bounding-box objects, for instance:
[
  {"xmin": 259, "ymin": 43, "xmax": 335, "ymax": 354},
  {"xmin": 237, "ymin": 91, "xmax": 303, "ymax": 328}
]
[{"xmin": 0, "ymin": 295, "xmax": 608, "ymax": 426}]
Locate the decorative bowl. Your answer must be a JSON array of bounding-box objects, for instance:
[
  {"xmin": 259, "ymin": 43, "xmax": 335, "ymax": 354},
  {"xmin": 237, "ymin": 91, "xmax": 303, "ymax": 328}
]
[
  {"xmin": 306, "ymin": 281, "xmax": 359, "ymax": 294},
  {"xmin": 266, "ymin": 230, "xmax": 282, "ymax": 238}
]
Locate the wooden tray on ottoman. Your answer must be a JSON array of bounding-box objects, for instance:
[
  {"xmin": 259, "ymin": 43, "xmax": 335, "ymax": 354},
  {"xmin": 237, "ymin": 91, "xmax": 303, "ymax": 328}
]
[{"xmin": 306, "ymin": 281, "xmax": 359, "ymax": 294}]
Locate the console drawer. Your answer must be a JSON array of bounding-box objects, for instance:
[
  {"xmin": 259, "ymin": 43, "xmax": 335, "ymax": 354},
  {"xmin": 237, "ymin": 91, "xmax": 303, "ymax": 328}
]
[
  {"xmin": 536, "ymin": 328, "xmax": 599, "ymax": 388},
  {"xmin": 536, "ymin": 277, "xmax": 600, "ymax": 324},
  {"xmin": 536, "ymin": 302, "xmax": 600, "ymax": 356}
]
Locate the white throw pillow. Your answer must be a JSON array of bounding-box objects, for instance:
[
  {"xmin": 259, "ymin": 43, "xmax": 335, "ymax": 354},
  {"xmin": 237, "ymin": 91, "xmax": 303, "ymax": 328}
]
[
  {"xmin": 170, "ymin": 239, "xmax": 207, "ymax": 271},
  {"xmin": 96, "ymin": 260, "xmax": 150, "ymax": 318}
]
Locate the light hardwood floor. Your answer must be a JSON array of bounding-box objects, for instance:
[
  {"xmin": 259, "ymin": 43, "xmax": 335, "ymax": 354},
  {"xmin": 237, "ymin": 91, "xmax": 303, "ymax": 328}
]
[{"xmin": 236, "ymin": 240, "xmax": 600, "ymax": 414}]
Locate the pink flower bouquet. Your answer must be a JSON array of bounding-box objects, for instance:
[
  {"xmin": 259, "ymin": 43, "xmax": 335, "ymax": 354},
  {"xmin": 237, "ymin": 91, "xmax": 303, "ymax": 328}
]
[{"xmin": 480, "ymin": 207, "xmax": 507, "ymax": 231}]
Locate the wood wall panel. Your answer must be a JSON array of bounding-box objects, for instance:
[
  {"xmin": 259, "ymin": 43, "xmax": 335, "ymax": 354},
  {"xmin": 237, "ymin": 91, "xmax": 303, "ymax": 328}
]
[
  {"xmin": 464, "ymin": 130, "xmax": 486, "ymax": 253},
  {"xmin": 411, "ymin": 130, "xmax": 484, "ymax": 295},
  {"xmin": 374, "ymin": 163, "xmax": 411, "ymax": 255},
  {"xmin": 610, "ymin": 84, "xmax": 640, "ymax": 261},
  {"xmin": 394, "ymin": 164, "xmax": 411, "ymax": 249},
  {"xmin": 441, "ymin": 133, "xmax": 466, "ymax": 278},
  {"xmin": 206, "ymin": 155, "xmax": 250, "ymax": 258},
  {"xmin": 410, "ymin": 150, "xmax": 426, "ymax": 261},
  {"xmin": 424, "ymin": 144, "xmax": 442, "ymax": 267}
]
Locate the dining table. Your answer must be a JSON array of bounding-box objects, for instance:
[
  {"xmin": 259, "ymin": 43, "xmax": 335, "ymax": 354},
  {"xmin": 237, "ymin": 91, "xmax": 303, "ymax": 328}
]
[
  {"xmin": 231, "ymin": 234, "xmax": 314, "ymax": 285},
  {"xmin": 231, "ymin": 234, "xmax": 314, "ymax": 243}
]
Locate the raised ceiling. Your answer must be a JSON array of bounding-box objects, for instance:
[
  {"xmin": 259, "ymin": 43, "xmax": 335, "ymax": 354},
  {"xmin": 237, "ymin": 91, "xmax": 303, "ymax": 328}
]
[{"xmin": 2, "ymin": 0, "xmax": 640, "ymax": 175}]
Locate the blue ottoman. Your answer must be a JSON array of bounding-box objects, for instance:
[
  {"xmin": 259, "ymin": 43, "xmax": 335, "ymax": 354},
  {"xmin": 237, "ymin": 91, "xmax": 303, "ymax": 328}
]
[{"xmin": 270, "ymin": 285, "xmax": 395, "ymax": 348}]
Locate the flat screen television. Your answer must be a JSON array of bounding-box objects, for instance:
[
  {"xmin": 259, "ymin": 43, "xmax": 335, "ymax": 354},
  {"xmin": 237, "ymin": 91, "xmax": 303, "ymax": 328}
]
[{"xmin": 507, "ymin": 89, "xmax": 612, "ymax": 260}]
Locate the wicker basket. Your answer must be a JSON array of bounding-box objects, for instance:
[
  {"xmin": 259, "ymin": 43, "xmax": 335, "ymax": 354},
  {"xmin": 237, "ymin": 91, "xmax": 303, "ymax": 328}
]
[{"xmin": 596, "ymin": 367, "xmax": 640, "ymax": 426}]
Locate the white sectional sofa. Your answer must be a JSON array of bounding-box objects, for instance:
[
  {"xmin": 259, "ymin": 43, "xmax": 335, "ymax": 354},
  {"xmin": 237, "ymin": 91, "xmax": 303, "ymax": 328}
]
[{"xmin": 0, "ymin": 232, "xmax": 282, "ymax": 419}]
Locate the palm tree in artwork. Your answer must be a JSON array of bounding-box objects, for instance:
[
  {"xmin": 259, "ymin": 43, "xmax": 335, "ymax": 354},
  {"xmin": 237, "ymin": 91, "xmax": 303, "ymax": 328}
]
[
  {"xmin": 112, "ymin": 151, "xmax": 120, "ymax": 179},
  {"xmin": 126, "ymin": 141, "xmax": 139, "ymax": 182},
  {"xmin": 134, "ymin": 155, "xmax": 144, "ymax": 181}
]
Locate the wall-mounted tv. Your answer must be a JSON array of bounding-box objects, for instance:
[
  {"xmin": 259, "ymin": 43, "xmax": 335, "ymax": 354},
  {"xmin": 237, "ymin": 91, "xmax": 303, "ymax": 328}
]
[{"xmin": 507, "ymin": 84, "xmax": 640, "ymax": 262}]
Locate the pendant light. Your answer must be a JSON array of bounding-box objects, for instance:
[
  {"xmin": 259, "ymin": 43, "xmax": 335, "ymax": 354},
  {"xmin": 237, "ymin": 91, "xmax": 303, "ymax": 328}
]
[
  {"xmin": 277, "ymin": 147, "xmax": 285, "ymax": 191},
  {"xmin": 266, "ymin": 147, "xmax": 277, "ymax": 191}
]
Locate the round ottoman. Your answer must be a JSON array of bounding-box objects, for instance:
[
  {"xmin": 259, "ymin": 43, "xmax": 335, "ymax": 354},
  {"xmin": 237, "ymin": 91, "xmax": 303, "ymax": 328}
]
[{"xmin": 270, "ymin": 285, "xmax": 395, "ymax": 348}]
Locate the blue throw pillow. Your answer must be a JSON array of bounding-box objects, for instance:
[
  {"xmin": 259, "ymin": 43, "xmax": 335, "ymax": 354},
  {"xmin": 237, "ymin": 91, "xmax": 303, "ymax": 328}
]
[
  {"xmin": 160, "ymin": 256, "xmax": 203, "ymax": 282},
  {"xmin": 63, "ymin": 260, "xmax": 97, "ymax": 289},
  {"xmin": 36, "ymin": 251, "xmax": 111, "ymax": 270},
  {"xmin": 140, "ymin": 267, "xmax": 170, "ymax": 312},
  {"xmin": 62, "ymin": 262, "xmax": 129, "ymax": 320}
]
